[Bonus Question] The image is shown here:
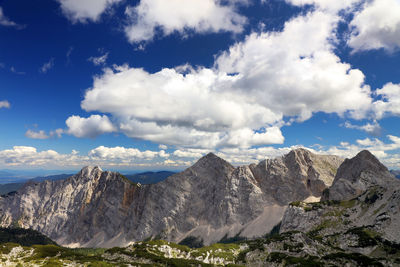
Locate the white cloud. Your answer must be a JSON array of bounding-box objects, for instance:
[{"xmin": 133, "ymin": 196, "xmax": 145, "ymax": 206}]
[
  {"xmin": 50, "ymin": 128, "xmax": 64, "ymax": 138},
  {"xmin": 25, "ymin": 128, "xmax": 64, "ymax": 139},
  {"xmin": 40, "ymin": 58, "xmax": 55, "ymax": 73},
  {"xmin": 0, "ymin": 7, "xmax": 22, "ymax": 28},
  {"xmin": 373, "ymin": 83, "xmax": 400, "ymax": 119},
  {"xmin": 124, "ymin": 0, "xmax": 247, "ymax": 43},
  {"xmin": 0, "ymin": 100, "xmax": 10, "ymax": 109},
  {"xmin": 25, "ymin": 130, "xmax": 49, "ymax": 140},
  {"xmin": 88, "ymin": 53, "xmax": 108, "ymax": 66},
  {"xmin": 70, "ymin": 10, "xmax": 373, "ymax": 149},
  {"xmin": 285, "ymin": 0, "xmax": 360, "ymax": 13},
  {"xmin": 0, "ymin": 145, "xmax": 169, "ymax": 169},
  {"xmin": 66, "ymin": 115, "xmax": 116, "ymax": 138},
  {"xmin": 56, "ymin": 0, "xmax": 122, "ymax": 23},
  {"xmin": 348, "ymin": 0, "xmax": 400, "ymax": 52},
  {"xmin": 79, "ymin": 65, "xmax": 284, "ymax": 148},
  {"xmin": 158, "ymin": 144, "xmax": 168, "ymax": 150},
  {"xmin": 215, "ymin": 11, "xmax": 372, "ymax": 121},
  {"xmin": 0, "ymin": 146, "xmax": 77, "ymax": 167},
  {"xmin": 323, "ymin": 135, "xmax": 400, "ymax": 167},
  {"xmin": 2, "ymin": 135, "xmax": 400, "ymax": 169},
  {"xmin": 343, "ymin": 120, "xmax": 381, "ymax": 136},
  {"xmin": 89, "ymin": 146, "xmax": 169, "ymax": 161}
]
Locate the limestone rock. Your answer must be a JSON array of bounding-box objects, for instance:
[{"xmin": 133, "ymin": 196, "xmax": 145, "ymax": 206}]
[{"xmin": 0, "ymin": 149, "xmax": 342, "ymax": 248}]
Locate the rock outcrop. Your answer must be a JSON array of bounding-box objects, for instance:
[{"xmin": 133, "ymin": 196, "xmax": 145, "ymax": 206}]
[
  {"xmin": 322, "ymin": 150, "xmax": 396, "ymax": 201},
  {"xmin": 280, "ymin": 150, "xmax": 400, "ymax": 243},
  {"xmin": 0, "ymin": 149, "xmax": 342, "ymax": 248}
]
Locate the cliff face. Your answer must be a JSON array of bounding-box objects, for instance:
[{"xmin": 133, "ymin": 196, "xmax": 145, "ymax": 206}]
[
  {"xmin": 280, "ymin": 150, "xmax": 400, "ymax": 243},
  {"xmin": 0, "ymin": 149, "xmax": 342, "ymax": 248}
]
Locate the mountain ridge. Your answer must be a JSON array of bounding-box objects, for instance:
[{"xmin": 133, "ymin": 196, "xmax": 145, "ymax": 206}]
[{"xmin": 0, "ymin": 148, "xmax": 342, "ymax": 248}]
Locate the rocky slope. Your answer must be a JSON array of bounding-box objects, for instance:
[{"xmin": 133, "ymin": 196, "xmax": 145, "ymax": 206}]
[
  {"xmin": 0, "ymin": 149, "xmax": 342, "ymax": 248},
  {"xmin": 271, "ymin": 150, "xmax": 400, "ymax": 265}
]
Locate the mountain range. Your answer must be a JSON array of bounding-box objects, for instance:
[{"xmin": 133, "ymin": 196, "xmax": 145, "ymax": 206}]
[
  {"xmin": 0, "ymin": 148, "xmax": 342, "ymax": 247},
  {"xmin": 0, "ymin": 148, "xmax": 400, "ymax": 266},
  {"xmin": 0, "ymin": 171, "xmax": 175, "ymax": 195}
]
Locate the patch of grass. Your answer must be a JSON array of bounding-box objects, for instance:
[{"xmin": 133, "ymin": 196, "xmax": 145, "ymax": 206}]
[
  {"xmin": 345, "ymin": 227, "xmax": 378, "ymax": 247},
  {"xmin": 267, "ymin": 252, "xmax": 323, "ymax": 266},
  {"xmin": 340, "ymin": 199, "xmax": 357, "ymax": 209},
  {"xmin": 0, "ymin": 227, "xmax": 56, "ymax": 246},
  {"xmin": 323, "ymin": 252, "xmax": 384, "ymax": 266},
  {"xmin": 179, "ymin": 236, "xmax": 204, "ymax": 248}
]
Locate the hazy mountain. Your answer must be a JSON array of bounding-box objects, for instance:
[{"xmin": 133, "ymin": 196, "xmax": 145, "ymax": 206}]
[
  {"xmin": 0, "ymin": 174, "xmax": 72, "ymax": 195},
  {"xmin": 0, "ymin": 149, "xmax": 342, "ymax": 248},
  {"xmin": 391, "ymin": 170, "xmax": 400, "ymax": 179},
  {"xmin": 0, "ymin": 172, "xmax": 174, "ymax": 195},
  {"xmin": 125, "ymin": 171, "xmax": 175, "ymax": 184}
]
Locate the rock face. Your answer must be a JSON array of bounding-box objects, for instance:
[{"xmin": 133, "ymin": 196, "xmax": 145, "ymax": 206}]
[
  {"xmin": 322, "ymin": 150, "xmax": 396, "ymax": 201},
  {"xmin": 280, "ymin": 150, "xmax": 400, "ymax": 243},
  {"xmin": 0, "ymin": 149, "xmax": 342, "ymax": 248}
]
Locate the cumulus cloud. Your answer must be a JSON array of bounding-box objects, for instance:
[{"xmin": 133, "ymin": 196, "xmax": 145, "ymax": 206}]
[
  {"xmin": 215, "ymin": 11, "xmax": 372, "ymax": 121},
  {"xmin": 25, "ymin": 128, "xmax": 64, "ymax": 139},
  {"xmin": 373, "ymin": 83, "xmax": 400, "ymax": 119},
  {"xmin": 88, "ymin": 53, "xmax": 108, "ymax": 66},
  {"xmin": 25, "ymin": 130, "xmax": 49, "ymax": 140},
  {"xmin": 0, "ymin": 146, "xmax": 78, "ymax": 167},
  {"xmin": 348, "ymin": 0, "xmax": 400, "ymax": 52},
  {"xmin": 75, "ymin": 10, "xmax": 373, "ymax": 149},
  {"xmin": 285, "ymin": 0, "xmax": 360, "ymax": 13},
  {"xmin": 89, "ymin": 146, "xmax": 169, "ymax": 161},
  {"xmin": 324, "ymin": 135, "xmax": 400, "ymax": 166},
  {"xmin": 2, "ymin": 135, "xmax": 400, "ymax": 169},
  {"xmin": 79, "ymin": 65, "xmax": 284, "ymax": 148},
  {"xmin": 124, "ymin": 0, "xmax": 247, "ymax": 43},
  {"xmin": 0, "ymin": 100, "xmax": 10, "ymax": 109},
  {"xmin": 66, "ymin": 115, "xmax": 116, "ymax": 138},
  {"xmin": 40, "ymin": 58, "xmax": 55, "ymax": 73},
  {"xmin": 56, "ymin": 0, "xmax": 122, "ymax": 23},
  {"xmin": 0, "ymin": 145, "xmax": 169, "ymax": 169},
  {"xmin": 343, "ymin": 121, "xmax": 381, "ymax": 136}
]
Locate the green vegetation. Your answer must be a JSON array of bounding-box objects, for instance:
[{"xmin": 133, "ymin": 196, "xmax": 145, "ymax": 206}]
[
  {"xmin": 0, "ymin": 227, "xmax": 57, "ymax": 246},
  {"xmin": 179, "ymin": 236, "xmax": 204, "ymax": 248},
  {"xmin": 268, "ymin": 252, "xmax": 323, "ymax": 266},
  {"xmin": 323, "ymin": 252, "xmax": 384, "ymax": 266}
]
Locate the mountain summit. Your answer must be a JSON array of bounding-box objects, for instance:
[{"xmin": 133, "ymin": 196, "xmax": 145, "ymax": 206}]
[
  {"xmin": 322, "ymin": 150, "xmax": 396, "ymax": 201},
  {"xmin": 0, "ymin": 149, "xmax": 342, "ymax": 248}
]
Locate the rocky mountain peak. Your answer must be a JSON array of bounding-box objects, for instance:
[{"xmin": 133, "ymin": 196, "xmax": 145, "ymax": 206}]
[
  {"xmin": 335, "ymin": 150, "xmax": 389, "ymax": 183},
  {"xmin": 192, "ymin": 152, "xmax": 234, "ymax": 171},
  {"xmin": 77, "ymin": 166, "xmax": 103, "ymax": 180},
  {"xmin": 322, "ymin": 150, "xmax": 397, "ymax": 201},
  {"xmin": 284, "ymin": 148, "xmax": 313, "ymax": 166}
]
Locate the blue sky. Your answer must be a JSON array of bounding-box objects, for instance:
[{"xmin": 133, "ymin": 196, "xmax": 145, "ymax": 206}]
[{"xmin": 1, "ymin": 0, "xmax": 400, "ymax": 172}]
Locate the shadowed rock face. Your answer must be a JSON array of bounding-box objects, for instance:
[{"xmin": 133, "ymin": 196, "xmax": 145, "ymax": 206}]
[
  {"xmin": 322, "ymin": 150, "xmax": 396, "ymax": 201},
  {"xmin": 281, "ymin": 150, "xmax": 400, "ymax": 243},
  {"xmin": 0, "ymin": 149, "xmax": 342, "ymax": 248}
]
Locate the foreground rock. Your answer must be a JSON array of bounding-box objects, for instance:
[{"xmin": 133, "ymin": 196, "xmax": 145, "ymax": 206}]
[{"xmin": 0, "ymin": 149, "xmax": 341, "ymax": 248}]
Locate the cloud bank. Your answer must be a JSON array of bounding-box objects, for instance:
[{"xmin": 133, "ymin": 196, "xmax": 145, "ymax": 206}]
[{"xmin": 124, "ymin": 0, "xmax": 247, "ymax": 43}]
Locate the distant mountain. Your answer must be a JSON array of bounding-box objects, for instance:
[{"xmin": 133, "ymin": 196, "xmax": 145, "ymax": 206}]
[
  {"xmin": 391, "ymin": 170, "xmax": 400, "ymax": 178},
  {"xmin": 0, "ymin": 149, "xmax": 342, "ymax": 248},
  {"xmin": 0, "ymin": 174, "xmax": 72, "ymax": 195},
  {"xmin": 0, "ymin": 172, "xmax": 173, "ymax": 195},
  {"xmin": 125, "ymin": 171, "xmax": 175, "ymax": 184},
  {"xmin": 0, "ymin": 171, "xmax": 13, "ymax": 177}
]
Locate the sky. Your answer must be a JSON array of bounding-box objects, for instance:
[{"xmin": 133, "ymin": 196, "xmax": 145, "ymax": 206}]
[{"xmin": 1, "ymin": 0, "xmax": 400, "ymax": 172}]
